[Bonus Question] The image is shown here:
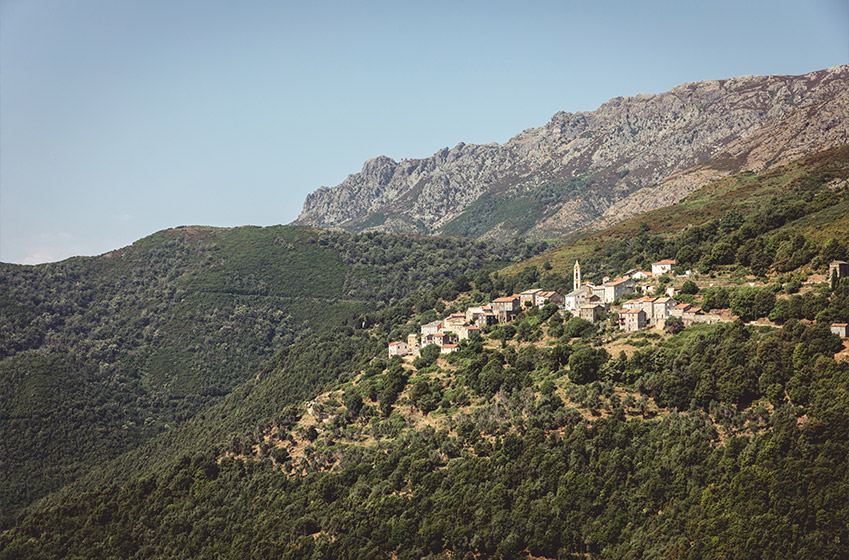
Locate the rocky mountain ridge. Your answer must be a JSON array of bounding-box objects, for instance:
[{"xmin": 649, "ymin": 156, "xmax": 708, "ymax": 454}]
[{"xmin": 294, "ymin": 66, "xmax": 849, "ymax": 240}]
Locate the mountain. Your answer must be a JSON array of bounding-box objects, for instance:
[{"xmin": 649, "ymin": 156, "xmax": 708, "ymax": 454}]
[
  {"xmin": 504, "ymin": 145, "xmax": 849, "ymax": 281},
  {"xmin": 294, "ymin": 66, "xmax": 849, "ymax": 240},
  {"xmin": 0, "ymin": 225, "xmax": 546, "ymax": 528},
  {"xmin": 3, "ymin": 148, "xmax": 848, "ymax": 558}
]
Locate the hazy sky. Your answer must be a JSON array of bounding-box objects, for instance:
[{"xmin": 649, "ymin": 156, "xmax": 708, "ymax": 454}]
[{"xmin": 2, "ymin": 0, "xmax": 847, "ymax": 264}]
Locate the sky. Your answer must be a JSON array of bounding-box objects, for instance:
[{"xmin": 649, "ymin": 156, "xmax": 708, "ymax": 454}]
[{"xmin": 2, "ymin": 0, "xmax": 847, "ymax": 264}]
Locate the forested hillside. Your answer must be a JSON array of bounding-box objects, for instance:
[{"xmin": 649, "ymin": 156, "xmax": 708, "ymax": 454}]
[
  {"xmin": 0, "ymin": 225, "xmax": 547, "ymax": 528},
  {"xmin": 3, "ymin": 279, "xmax": 846, "ymax": 559},
  {"xmin": 2, "ymin": 148, "xmax": 848, "ymax": 558}
]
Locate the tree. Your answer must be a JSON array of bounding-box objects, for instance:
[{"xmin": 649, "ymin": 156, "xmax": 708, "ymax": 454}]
[
  {"xmin": 664, "ymin": 316, "xmax": 684, "ymax": 334},
  {"xmin": 409, "ymin": 379, "xmax": 440, "ymax": 414},
  {"xmin": 568, "ymin": 346, "xmax": 609, "ymax": 384},
  {"xmin": 679, "ymin": 280, "xmax": 699, "ymax": 295}
]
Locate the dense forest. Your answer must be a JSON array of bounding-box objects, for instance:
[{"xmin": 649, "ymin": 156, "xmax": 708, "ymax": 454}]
[
  {"xmin": 3, "ymin": 282, "xmax": 846, "ymax": 558},
  {"xmin": 2, "ymin": 148, "xmax": 848, "ymax": 558},
  {"xmin": 0, "ymin": 225, "xmax": 548, "ymax": 528}
]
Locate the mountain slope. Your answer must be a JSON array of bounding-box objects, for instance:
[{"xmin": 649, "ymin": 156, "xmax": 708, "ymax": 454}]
[
  {"xmin": 294, "ymin": 66, "xmax": 849, "ymax": 240},
  {"xmin": 0, "ymin": 225, "xmax": 547, "ymax": 528},
  {"xmin": 4, "ymin": 274, "xmax": 847, "ymax": 559},
  {"xmin": 504, "ymin": 145, "xmax": 849, "ymax": 281},
  {"xmin": 3, "ymin": 148, "xmax": 849, "ymax": 558}
]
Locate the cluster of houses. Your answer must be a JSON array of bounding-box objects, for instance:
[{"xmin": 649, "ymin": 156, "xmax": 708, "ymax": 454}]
[
  {"xmin": 388, "ymin": 288, "xmax": 566, "ymax": 357},
  {"xmin": 388, "ymin": 259, "xmax": 849, "ymax": 356}
]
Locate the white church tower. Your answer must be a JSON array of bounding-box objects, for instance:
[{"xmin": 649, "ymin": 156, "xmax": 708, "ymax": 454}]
[{"xmin": 573, "ymin": 260, "xmax": 581, "ymax": 291}]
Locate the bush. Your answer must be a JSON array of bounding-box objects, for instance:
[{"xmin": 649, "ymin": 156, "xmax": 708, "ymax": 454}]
[{"xmin": 680, "ymin": 280, "xmax": 699, "ymax": 295}]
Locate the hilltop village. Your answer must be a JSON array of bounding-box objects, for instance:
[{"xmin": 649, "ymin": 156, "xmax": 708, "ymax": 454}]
[{"xmin": 390, "ymin": 258, "xmax": 849, "ymax": 357}]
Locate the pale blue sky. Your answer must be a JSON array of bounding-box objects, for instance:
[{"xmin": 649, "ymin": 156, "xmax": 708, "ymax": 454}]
[{"xmin": 2, "ymin": 0, "xmax": 847, "ymax": 264}]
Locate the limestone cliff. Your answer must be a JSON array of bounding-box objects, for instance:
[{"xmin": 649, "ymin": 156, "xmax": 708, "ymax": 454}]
[{"xmin": 294, "ymin": 66, "xmax": 849, "ymax": 239}]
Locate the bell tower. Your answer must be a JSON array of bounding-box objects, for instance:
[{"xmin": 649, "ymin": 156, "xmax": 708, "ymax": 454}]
[{"xmin": 573, "ymin": 260, "xmax": 581, "ymax": 291}]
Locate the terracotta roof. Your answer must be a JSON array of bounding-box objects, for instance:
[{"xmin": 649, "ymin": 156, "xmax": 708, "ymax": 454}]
[
  {"xmin": 653, "ymin": 259, "xmax": 676, "ymax": 265},
  {"xmin": 833, "ymin": 323, "xmax": 848, "ymax": 327},
  {"xmin": 671, "ymin": 303, "xmax": 691, "ymax": 309},
  {"xmin": 493, "ymin": 296, "xmax": 518, "ymax": 302},
  {"xmin": 389, "ymin": 341, "xmax": 405, "ymax": 346},
  {"xmin": 620, "ymin": 309, "xmax": 644, "ymax": 315}
]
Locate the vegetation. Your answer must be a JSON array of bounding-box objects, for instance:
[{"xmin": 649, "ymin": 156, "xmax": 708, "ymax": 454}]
[
  {"xmin": 0, "ymin": 225, "xmax": 546, "ymax": 527},
  {"xmin": 2, "ymin": 148, "xmax": 848, "ymax": 557},
  {"xmin": 3, "ymin": 308, "xmax": 846, "ymax": 559},
  {"xmin": 508, "ymin": 146, "xmax": 849, "ymax": 284}
]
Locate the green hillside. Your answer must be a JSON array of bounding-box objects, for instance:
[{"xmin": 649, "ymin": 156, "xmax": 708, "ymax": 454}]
[
  {"xmin": 0, "ymin": 225, "xmax": 545, "ymax": 527},
  {"xmin": 3, "ymin": 280, "xmax": 847, "ymax": 558},
  {"xmin": 506, "ymin": 145, "xmax": 849, "ymax": 284},
  {"xmin": 2, "ymin": 148, "xmax": 848, "ymax": 558}
]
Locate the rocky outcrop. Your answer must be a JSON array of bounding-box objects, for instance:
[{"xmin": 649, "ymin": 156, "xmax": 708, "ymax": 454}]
[{"xmin": 295, "ymin": 66, "xmax": 849, "ymax": 239}]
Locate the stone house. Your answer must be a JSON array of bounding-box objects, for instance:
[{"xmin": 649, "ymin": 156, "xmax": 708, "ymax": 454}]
[
  {"xmin": 651, "ymin": 259, "xmax": 676, "ymax": 276},
  {"xmin": 652, "ymin": 297, "xmax": 677, "ymax": 321},
  {"xmin": 440, "ymin": 344, "xmax": 459, "ymax": 354},
  {"xmin": 388, "ymin": 340, "xmax": 409, "ymax": 357},
  {"xmin": 421, "ymin": 321, "xmax": 443, "ymax": 336},
  {"xmin": 457, "ymin": 323, "xmax": 481, "ymax": 340},
  {"xmin": 620, "ymin": 309, "xmax": 647, "ymax": 332},
  {"xmin": 406, "ymin": 334, "xmax": 421, "ymax": 357},
  {"xmin": 564, "ymin": 287, "xmax": 590, "ymax": 311},
  {"xmin": 829, "ymin": 260, "xmax": 849, "ymax": 283},
  {"xmin": 591, "ymin": 284, "xmax": 607, "ymax": 301},
  {"xmin": 443, "ymin": 313, "xmax": 468, "ymax": 331},
  {"xmin": 579, "ymin": 303, "xmax": 606, "ymax": 323},
  {"xmin": 679, "ymin": 307, "xmax": 721, "ymax": 326},
  {"xmin": 638, "ymin": 296, "xmax": 657, "ymax": 319},
  {"xmin": 519, "ymin": 289, "xmax": 543, "ymax": 306},
  {"xmin": 535, "ymin": 290, "xmax": 565, "ymax": 307},
  {"xmin": 831, "ymin": 323, "xmax": 848, "ymax": 337},
  {"xmin": 491, "ymin": 295, "xmax": 521, "ymax": 323},
  {"xmin": 602, "ymin": 277, "xmax": 636, "ymax": 303},
  {"xmin": 681, "ymin": 307, "xmax": 703, "ymax": 324},
  {"xmin": 668, "ymin": 303, "xmax": 691, "ymax": 318},
  {"xmin": 426, "ymin": 332, "xmax": 456, "ymax": 348},
  {"xmin": 466, "ymin": 305, "xmax": 497, "ymax": 327}
]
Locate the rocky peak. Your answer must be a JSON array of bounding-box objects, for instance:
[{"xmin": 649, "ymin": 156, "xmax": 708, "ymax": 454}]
[{"xmin": 294, "ymin": 66, "xmax": 849, "ymax": 239}]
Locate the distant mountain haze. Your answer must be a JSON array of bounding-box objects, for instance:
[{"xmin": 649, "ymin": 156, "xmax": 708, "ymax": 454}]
[{"xmin": 294, "ymin": 66, "xmax": 849, "ymax": 240}]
